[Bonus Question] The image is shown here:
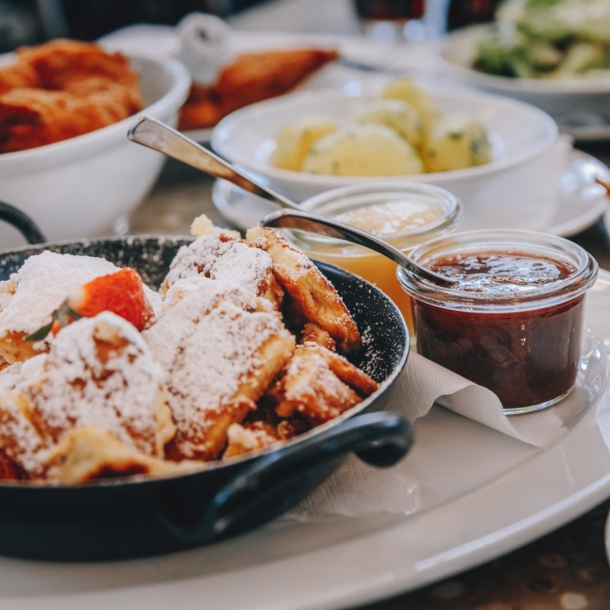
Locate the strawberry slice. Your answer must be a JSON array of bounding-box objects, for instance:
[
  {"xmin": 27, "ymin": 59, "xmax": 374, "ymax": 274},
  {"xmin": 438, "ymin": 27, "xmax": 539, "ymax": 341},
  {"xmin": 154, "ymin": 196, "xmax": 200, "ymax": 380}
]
[
  {"xmin": 68, "ymin": 268, "xmax": 153, "ymax": 330},
  {"xmin": 27, "ymin": 268, "xmax": 153, "ymax": 341}
]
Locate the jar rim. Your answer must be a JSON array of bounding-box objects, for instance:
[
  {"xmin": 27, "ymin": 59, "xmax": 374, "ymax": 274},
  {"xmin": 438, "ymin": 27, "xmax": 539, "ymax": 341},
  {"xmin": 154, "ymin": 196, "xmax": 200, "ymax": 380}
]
[
  {"xmin": 296, "ymin": 181, "xmax": 463, "ymax": 248},
  {"xmin": 397, "ymin": 229, "xmax": 599, "ymax": 313}
]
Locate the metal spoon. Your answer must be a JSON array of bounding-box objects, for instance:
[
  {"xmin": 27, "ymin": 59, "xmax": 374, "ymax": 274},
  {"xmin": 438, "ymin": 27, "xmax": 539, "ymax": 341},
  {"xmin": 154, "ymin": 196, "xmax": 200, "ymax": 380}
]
[
  {"xmin": 127, "ymin": 115, "xmax": 300, "ymax": 211},
  {"xmin": 261, "ymin": 209, "xmax": 457, "ymax": 288},
  {"xmin": 127, "ymin": 116, "xmax": 455, "ymax": 287}
]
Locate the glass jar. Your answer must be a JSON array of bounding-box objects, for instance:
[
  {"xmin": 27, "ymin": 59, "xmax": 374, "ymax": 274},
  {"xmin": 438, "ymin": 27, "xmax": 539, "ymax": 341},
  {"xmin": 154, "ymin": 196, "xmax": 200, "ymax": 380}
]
[
  {"xmin": 289, "ymin": 182, "xmax": 462, "ymax": 335},
  {"xmin": 397, "ymin": 230, "xmax": 598, "ymax": 414}
]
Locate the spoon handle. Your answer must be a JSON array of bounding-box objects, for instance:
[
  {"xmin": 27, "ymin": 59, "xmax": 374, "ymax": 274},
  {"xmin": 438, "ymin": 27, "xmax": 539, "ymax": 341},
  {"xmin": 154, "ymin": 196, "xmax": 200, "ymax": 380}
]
[
  {"xmin": 128, "ymin": 116, "xmax": 300, "ymax": 211},
  {"xmin": 261, "ymin": 209, "xmax": 456, "ymax": 287}
]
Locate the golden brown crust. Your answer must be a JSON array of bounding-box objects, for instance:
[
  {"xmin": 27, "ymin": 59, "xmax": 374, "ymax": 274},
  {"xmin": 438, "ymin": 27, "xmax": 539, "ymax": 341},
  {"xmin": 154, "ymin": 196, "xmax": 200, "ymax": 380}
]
[
  {"xmin": 266, "ymin": 343, "xmax": 378, "ymax": 426},
  {"xmin": 0, "ymin": 330, "xmax": 45, "ymax": 369},
  {"xmin": 301, "ymin": 322, "xmax": 337, "ymax": 351},
  {"xmin": 46, "ymin": 427, "xmax": 184, "ymax": 484},
  {"xmin": 306, "ymin": 343, "xmax": 379, "ymax": 397},
  {"xmin": 145, "ymin": 279, "xmax": 296, "ymax": 462},
  {"xmin": 177, "ymin": 49, "xmax": 338, "ymax": 131},
  {"xmin": 223, "ymin": 421, "xmax": 280, "ymax": 459},
  {"xmin": 166, "ymin": 329, "xmax": 296, "ymax": 462},
  {"xmin": 268, "ymin": 344, "xmax": 361, "ymax": 425},
  {"xmin": 0, "ymin": 40, "xmax": 143, "ymax": 153},
  {"xmin": 246, "ymin": 226, "xmax": 361, "ymax": 353},
  {"xmin": 0, "ymin": 448, "xmax": 27, "ymax": 480}
]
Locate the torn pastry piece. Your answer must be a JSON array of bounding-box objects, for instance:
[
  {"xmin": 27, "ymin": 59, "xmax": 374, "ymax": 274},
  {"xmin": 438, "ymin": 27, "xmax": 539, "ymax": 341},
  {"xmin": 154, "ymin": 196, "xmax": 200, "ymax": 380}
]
[
  {"xmin": 301, "ymin": 322, "xmax": 337, "ymax": 351},
  {"xmin": 267, "ymin": 343, "xmax": 379, "ymax": 426},
  {"xmin": 190, "ymin": 213, "xmax": 240, "ymax": 240},
  {"xmin": 246, "ymin": 227, "xmax": 361, "ymax": 353},
  {"xmin": 162, "ymin": 232, "xmax": 284, "ymax": 310},
  {"xmin": 46, "ymin": 428, "xmax": 184, "ymax": 484},
  {"xmin": 0, "ymin": 448, "xmax": 25, "ymax": 481},
  {"xmin": 0, "ymin": 312, "xmax": 174, "ymax": 479},
  {"xmin": 223, "ymin": 416, "xmax": 310, "ymax": 459},
  {"xmin": 0, "ymin": 251, "xmax": 118, "ymax": 368},
  {"xmin": 144, "ymin": 277, "xmax": 295, "ymax": 461},
  {"xmin": 224, "ymin": 421, "xmax": 282, "ymax": 459}
]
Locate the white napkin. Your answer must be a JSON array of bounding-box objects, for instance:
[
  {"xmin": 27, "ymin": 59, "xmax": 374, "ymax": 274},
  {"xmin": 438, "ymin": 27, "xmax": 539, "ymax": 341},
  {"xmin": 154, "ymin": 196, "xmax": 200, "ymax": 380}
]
[
  {"xmin": 284, "ymin": 352, "xmax": 569, "ymax": 521},
  {"xmin": 177, "ymin": 13, "xmax": 233, "ymax": 85},
  {"xmin": 396, "ymin": 352, "xmax": 567, "ymax": 446}
]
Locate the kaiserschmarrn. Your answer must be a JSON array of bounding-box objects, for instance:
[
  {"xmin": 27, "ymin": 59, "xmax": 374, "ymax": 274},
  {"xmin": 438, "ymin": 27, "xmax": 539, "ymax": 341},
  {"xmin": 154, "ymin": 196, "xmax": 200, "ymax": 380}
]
[{"xmin": 0, "ymin": 217, "xmax": 378, "ymax": 483}]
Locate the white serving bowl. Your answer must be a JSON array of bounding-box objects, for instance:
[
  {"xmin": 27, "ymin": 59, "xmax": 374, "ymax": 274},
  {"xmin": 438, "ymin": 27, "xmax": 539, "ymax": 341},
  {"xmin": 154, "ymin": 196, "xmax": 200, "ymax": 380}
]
[
  {"xmin": 0, "ymin": 54, "xmax": 191, "ymax": 248},
  {"xmin": 440, "ymin": 25, "xmax": 610, "ymax": 140},
  {"xmin": 212, "ymin": 86, "xmax": 558, "ymax": 230}
]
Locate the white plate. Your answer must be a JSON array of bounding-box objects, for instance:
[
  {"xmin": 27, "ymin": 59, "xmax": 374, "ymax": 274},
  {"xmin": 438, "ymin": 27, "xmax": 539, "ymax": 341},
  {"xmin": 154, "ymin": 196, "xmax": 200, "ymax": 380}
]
[
  {"xmin": 2, "ymin": 274, "xmax": 610, "ymax": 610},
  {"xmin": 440, "ymin": 25, "xmax": 610, "ymax": 141},
  {"xmin": 211, "ymin": 149, "xmax": 609, "ymax": 236}
]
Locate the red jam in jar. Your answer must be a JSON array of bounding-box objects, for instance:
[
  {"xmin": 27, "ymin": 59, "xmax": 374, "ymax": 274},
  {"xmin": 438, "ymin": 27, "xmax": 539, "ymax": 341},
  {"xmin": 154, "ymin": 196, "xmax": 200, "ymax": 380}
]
[{"xmin": 397, "ymin": 231, "xmax": 598, "ymax": 414}]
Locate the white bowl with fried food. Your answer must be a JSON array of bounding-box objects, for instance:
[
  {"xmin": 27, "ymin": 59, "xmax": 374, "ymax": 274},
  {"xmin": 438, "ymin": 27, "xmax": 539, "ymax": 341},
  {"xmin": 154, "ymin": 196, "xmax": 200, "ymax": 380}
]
[
  {"xmin": 212, "ymin": 86, "xmax": 558, "ymax": 231},
  {"xmin": 0, "ymin": 52, "xmax": 191, "ymax": 248}
]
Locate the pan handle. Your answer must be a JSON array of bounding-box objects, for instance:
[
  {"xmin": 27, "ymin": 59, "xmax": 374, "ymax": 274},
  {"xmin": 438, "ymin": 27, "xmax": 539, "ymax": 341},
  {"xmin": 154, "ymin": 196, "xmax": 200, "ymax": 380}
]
[
  {"xmin": 162, "ymin": 411, "xmax": 414, "ymax": 543},
  {"xmin": 0, "ymin": 201, "xmax": 46, "ymax": 244}
]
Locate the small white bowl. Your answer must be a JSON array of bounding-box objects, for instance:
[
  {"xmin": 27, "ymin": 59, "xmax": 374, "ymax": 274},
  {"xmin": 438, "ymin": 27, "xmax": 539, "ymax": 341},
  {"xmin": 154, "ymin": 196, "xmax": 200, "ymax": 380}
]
[
  {"xmin": 0, "ymin": 54, "xmax": 191, "ymax": 248},
  {"xmin": 440, "ymin": 25, "xmax": 610, "ymax": 140},
  {"xmin": 212, "ymin": 86, "xmax": 557, "ymax": 230}
]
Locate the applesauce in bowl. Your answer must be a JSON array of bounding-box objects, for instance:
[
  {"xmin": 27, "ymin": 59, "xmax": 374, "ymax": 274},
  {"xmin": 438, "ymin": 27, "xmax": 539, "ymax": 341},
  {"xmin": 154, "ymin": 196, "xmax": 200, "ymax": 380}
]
[{"xmin": 290, "ymin": 182, "xmax": 462, "ymax": 334}]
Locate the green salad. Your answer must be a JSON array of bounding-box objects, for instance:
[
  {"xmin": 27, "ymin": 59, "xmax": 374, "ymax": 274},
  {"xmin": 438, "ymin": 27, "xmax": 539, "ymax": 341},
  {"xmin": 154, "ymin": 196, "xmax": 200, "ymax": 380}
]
[{"xmin": 474, "ymin": 0, "xmax": 610, "ymax": 79}]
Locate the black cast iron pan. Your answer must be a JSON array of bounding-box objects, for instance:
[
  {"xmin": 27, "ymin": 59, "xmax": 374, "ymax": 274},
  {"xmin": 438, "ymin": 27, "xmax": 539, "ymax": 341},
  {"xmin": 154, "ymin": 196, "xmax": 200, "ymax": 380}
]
[{"xmin": 0, "ymin": 202, "xmax": 412, "ymax": 561}]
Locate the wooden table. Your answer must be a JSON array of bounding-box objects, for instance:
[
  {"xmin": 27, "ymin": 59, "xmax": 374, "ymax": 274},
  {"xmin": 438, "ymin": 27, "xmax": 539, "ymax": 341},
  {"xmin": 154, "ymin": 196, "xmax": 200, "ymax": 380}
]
[{"xmin": 128, "ymin": 0, "xmax": 610, "ymax": 604}]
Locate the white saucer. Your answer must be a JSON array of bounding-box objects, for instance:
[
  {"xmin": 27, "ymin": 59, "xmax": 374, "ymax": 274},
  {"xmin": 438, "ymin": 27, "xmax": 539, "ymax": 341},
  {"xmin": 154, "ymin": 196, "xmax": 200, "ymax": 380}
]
[{"xmin": 212, "ymin": 149, "xmax": 610, "ymax": 236}]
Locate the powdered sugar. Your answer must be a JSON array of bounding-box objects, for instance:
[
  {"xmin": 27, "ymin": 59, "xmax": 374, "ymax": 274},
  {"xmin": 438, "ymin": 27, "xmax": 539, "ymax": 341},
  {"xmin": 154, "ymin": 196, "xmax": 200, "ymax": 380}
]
[
  {"xmin": 246, "ymin": 227, "xmax": 314, "ymax": 281},
  {"xmin": 143, "ymin": 284, "xmax": 164, "ymax": 318},
  {"xmin": 163, "ymin": 234, "xmax": 274, "ymax": 297},
  {"xmin": 0, "ymin": 312, "xmax": 167, "ymax": 474},
  {"xmin": 0, "ymin": 252, "xmax": 118, "ymax": 335},
  {"xmin": 144, "ymin": 277, "xmax": 287, "ymax": 459}
]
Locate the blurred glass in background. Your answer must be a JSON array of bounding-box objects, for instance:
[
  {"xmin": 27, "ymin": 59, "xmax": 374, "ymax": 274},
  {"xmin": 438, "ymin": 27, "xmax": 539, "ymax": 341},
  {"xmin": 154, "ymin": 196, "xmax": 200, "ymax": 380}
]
[
  {"xmin": 0, "ymin": 0, "xmax": 266, "ymax": 51},
  {"xmin": 354, "ymin": 0, "xmax": 426, "ymax": 41}
]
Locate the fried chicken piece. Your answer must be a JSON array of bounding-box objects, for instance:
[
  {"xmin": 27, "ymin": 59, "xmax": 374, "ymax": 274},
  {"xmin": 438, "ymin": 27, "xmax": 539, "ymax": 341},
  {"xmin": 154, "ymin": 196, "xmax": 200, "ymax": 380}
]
[
  {"xmin": 217, "ymin": 48, "xmax": 338, "ymax": 115},
  {"xmin": 144, "ymin": 277, "xmax": 295, "ymax": 461},
  {"xmin": 267, "ymin": 343, "xmax": 379, "ymax": 426},
  {"xmin": 0, "ymin": 85, "xmax": 136, "ymax": 153},
  {"xmin": 177, "ymin": 84, "xmax": 222, "ymax": 131},
  {"xmin": 177, "ymin": 48, "xmax": 338, "ymax": 130},
  {"xmin": 0, "ymin": 62, "xmax": 39, "ymax": 95},
  {"xmin": 17, "ymin": 39, "xmax": 140, "ymax": 95},
  {"xmin": 0, "ymin": 312, "xmax": 174, "ymax": 479},
  {"xmin": 246, "ymin": 226, "xmax": 361, "ymax": 353},
  {"xmin": 0, "ymin": 40, "xmax": 143, "ymax": 153},
  {"xmin": 162, "ymin": 232, "xmax": 284, "ymax": 310}
]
